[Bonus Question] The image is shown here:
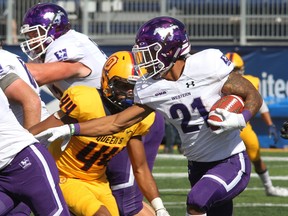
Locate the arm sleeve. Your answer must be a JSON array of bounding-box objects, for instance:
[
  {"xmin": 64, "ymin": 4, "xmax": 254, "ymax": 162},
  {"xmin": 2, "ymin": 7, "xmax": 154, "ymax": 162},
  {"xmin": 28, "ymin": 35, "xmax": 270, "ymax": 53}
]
[{"xmin": 0, "ymin": 73, "xmax": 20, "ymax": 91}]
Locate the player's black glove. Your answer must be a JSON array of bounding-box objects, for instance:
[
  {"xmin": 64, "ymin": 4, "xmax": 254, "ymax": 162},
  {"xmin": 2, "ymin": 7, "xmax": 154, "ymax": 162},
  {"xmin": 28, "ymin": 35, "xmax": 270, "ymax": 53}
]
[{"xmin": 280, "ymin": 121, "xmax": 288, "ymax": 139}]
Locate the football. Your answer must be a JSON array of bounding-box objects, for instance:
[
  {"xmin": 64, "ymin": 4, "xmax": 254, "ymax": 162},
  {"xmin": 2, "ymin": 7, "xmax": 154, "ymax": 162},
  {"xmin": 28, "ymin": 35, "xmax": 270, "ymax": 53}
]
[{"xmin": 208, "ymin": 95, "xmax": 244, "ymax": 131}]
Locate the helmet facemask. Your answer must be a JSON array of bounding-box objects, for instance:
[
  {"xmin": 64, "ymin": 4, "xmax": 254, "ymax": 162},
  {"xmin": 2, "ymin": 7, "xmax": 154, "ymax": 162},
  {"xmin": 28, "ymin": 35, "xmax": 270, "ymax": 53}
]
[
  {"xmin": 101, "ymin": 51, "xmax": 144, "ymax": 110},
  {"xmin": 105, "ymin": 76, "xmax": 136, "ymax": 110},
  {"xmin": 132, "ymin": 42, "xmax": 181, "ymax": 80},
  {"xmin": 20, "ymin": 24, "xmax": 54, "ymax": 61}
]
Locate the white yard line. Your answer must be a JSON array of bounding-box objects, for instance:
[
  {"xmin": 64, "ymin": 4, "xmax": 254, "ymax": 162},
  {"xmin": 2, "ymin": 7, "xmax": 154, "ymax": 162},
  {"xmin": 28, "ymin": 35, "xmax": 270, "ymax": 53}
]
[
  {"xmin": 159, "ymin": 186, "xmax": 288, "ymax": 194},
  {"xmin": 156, "ymin": 154, "xmax": 288, "ymax": 161},
  {"xmin": 162, "ymin": 201, "xmax": 288, "ymax": 208},
  {"xmin": 153, "ymin": 172, "xmax": 288, "ymax": 180}
]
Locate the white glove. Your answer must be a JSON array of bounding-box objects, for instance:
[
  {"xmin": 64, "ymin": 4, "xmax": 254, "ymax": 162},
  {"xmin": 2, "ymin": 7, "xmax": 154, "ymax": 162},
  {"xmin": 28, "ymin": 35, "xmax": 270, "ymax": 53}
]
[
  {"xmin": 156, "ymin": 208, "xmax": 170, "ymax": 216},
  {"xmin": 207, "ymin": 108, "xmax": 246, "ymax": 134},
  {"xmin": 35, "ymin": 125, "xmax": 72, "ymax": 151}
]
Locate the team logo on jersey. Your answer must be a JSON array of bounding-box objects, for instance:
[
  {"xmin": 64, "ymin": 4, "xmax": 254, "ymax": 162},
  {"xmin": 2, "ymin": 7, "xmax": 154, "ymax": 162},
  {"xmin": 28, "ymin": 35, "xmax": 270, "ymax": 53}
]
[
  {"xmin": 19, "ymin": 157, "xmax": 31, "ymax": 169},
  {"xmin": 186, "ymin": 80, "xmax": 195, "ymax": 88},
  {"xmin": 54, "ymin": 48, "xmax": 68, "ymax": 61},
  {"xmin": 221, "ymin": 55, "xmax": 232, "ymax": 66}
]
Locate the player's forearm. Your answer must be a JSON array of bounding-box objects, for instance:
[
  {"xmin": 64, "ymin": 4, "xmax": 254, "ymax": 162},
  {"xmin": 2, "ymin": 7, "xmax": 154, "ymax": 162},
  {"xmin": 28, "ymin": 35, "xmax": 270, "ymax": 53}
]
[
  {"xmin": 74, "ymin": 115, "xmax": 127, "ymax": 137},
  {"xmin": 26, "ymin": 63, "xmax": 51, "ymax": 86},
  {"xmin": 222, "ymin": 72, "xmax": 263, "ymax": 119},
  {"xmin": 135, "ymin": 172, "xmax": 168, "ymax": 213},
  {"xmin": 134, "ymin": 170, "xmax": 160, "ymax": 202},
  {"xmin": 26, "ymin": 62, "xmax": 78, "ymax": 86},
  {"xmin": 76, "ymin": 105, "xmax": 150, "ymax": 137},
  {"xmin": 260, "ymin": 112, "xmax": 274, "ymax": 126},
  {"xmin": 19, "ymin": 94, "xmax": 41, "ymax": 129},
  {"xmin": 243, "ymin": 90, "xmax": 262, "ymax": 116},
  {"xmin": 29, "ymin": 114, "xmax": 63, "ymax": 135}
]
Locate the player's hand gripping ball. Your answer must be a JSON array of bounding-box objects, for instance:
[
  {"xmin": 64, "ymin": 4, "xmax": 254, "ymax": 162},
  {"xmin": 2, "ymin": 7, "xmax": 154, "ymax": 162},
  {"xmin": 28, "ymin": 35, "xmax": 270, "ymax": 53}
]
[{"xmin": 208, "ymin": 95, "xmax": 244, "ymax": 131}]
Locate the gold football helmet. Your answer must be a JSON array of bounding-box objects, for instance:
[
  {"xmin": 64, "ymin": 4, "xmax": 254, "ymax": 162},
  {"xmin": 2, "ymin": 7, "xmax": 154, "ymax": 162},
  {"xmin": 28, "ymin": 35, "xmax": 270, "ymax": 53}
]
[
  {"xmin": 225, "ymin": 52, "xmax": 245, "ymax": 75},
  {"xmin": 101, "ymin": 51, "xmax": 146, "ymax": 109}
]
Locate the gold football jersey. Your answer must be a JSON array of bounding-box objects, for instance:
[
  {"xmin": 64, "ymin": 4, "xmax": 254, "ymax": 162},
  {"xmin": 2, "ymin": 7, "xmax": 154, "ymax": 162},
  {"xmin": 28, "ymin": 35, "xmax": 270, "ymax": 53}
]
[{"xmin": 49, "ymin": 85, "xmax": 155, "ymax": 182}]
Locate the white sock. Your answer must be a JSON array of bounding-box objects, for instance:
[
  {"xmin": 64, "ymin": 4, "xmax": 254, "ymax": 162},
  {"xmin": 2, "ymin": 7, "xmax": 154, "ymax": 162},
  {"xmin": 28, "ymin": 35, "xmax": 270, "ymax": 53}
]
[
  {"xmin": 258, "ymin": 169, "xmax": 273, "ymax": 189},
  {"xmin": 186, "ymin": 213, "xmax": 207, "ymax": 216}
]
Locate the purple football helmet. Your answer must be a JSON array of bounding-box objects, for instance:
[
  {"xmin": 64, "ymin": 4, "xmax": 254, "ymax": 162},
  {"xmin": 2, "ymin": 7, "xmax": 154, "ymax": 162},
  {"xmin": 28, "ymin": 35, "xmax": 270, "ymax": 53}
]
[
  {"xmin": 132, "ymin": 16, "xmax": 191, "ymax": 79},
  {"xmin": 20, "ymin": 3, "xmax": 70, "ymax": 60}
]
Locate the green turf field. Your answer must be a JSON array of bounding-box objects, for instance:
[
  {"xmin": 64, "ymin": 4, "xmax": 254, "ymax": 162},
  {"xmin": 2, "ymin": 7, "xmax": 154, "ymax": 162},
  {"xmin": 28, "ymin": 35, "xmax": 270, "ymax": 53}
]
[{"xmin": 153, "ymin": 149, "xmax": 288, "ymax": 216}]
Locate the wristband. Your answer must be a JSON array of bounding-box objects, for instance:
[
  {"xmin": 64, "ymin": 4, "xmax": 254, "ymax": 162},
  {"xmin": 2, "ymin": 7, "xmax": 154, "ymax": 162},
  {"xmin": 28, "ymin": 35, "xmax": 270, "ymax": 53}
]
[
  {"xmin": 242, "ymin": 109, "xmax": 252, "ymax": 123},
  {"xmin": 69, "ymin": 123, "xmax": 80, "ymax": 135},
  {"xmin": 151, "ymin": 197, "xmax": 165, "ymax": 211}
]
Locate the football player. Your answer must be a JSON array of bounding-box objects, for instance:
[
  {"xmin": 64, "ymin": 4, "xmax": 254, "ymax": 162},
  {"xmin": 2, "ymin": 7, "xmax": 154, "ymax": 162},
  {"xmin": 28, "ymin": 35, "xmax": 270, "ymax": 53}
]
[
  {"xmin": 0, "ymin": 48, "xmax": 51, "ymax": 215},
  {"xmin": 225, "ymin": 52, "xmax": 288, "ymax": 197},
  {"xmin": 0, "ymin": 65, "xmax": 69, "ymax": 215},
  {"xmin": 0, "ymin": 49, "xmax": 50, "ymax": 128},
  {"xmin": 33, "ymin": 17, "xmax": 263, "ymax": 216},
  {"xmin": 104, "ymin": 52, "xmax": 165, "ymax": 215},
  {"xmin": 29, "ymin": 51, "xmax": 169, "ymax": 216},
  {"xmin": 20, "ymin": 3, "xmax": 107, "ymax": 101}
]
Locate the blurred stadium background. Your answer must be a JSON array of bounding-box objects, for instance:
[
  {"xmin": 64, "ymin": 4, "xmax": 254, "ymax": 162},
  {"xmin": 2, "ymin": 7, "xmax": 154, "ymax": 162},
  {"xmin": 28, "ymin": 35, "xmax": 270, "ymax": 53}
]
[{"xmin": 1, "ymin": 0, "xmax": 288, "ymax": 148}]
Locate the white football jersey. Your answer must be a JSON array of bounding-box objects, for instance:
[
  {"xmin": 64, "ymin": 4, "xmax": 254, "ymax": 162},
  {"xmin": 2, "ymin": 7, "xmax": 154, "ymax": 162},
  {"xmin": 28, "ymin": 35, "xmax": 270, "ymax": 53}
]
[
  {"xmin": 44, "ymin": 29, "xmax": 107, "ymax": 99},
  {"xmin": 0, "ymin": 50, "xmax": 50, "ymax": 124},
  {"xmin": 0, "ymin": 88, "xmax": 38, "ymax": 169},
  {"xmin": 134, "ymin": 49, "xmax": 246, "ymax": 162}
]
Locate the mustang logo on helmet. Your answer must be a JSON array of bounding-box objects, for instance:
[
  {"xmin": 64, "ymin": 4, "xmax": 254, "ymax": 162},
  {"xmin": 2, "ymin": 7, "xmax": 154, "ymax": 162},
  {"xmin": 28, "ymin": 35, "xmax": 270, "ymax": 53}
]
[{"xmin": 154, "ymin": 25, "xmax": 179, "ymax": 41}]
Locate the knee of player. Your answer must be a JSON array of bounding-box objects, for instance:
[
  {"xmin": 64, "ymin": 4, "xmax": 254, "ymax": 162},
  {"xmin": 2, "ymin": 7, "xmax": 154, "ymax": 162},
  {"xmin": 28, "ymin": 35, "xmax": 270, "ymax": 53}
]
[
  {"xmin": 247, "ymin": 150, "xmax": 260, "ymax": 162},
  {"xmin": 186, "ymin": 192, "xmax": 208, "ymax": 213}
]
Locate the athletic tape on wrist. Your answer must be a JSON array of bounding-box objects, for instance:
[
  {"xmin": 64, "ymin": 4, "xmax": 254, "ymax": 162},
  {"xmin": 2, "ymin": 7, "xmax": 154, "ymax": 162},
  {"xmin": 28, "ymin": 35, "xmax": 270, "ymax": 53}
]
[
  {"xmin": 69, "ymin": 123, "xmax": 80, "ymax": 135},
  {"xmin": 242, "ymin": 110, "xmax": 252, "ymax": 123},
  {"xmin": 151, "ymin": 197, "xmax": 165, "ymax": 211}
]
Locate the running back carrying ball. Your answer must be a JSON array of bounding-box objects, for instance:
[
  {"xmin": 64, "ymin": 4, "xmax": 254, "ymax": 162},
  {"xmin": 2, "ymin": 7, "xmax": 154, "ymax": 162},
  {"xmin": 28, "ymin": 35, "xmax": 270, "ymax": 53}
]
[{"xmin": 208, "ymin": 95, "xmax": 244, "ymax": 131}]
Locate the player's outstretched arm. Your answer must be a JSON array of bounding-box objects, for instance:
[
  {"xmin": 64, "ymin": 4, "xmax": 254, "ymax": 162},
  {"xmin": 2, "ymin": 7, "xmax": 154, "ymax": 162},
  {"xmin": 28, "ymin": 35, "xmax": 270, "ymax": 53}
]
[
  {"xmin": 26, "ymin": 61, "xmax": 89, "ymax": 86},
  {"xmin": 33, "ymin": 104, "xmax": 154, "ymax": 143}
]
